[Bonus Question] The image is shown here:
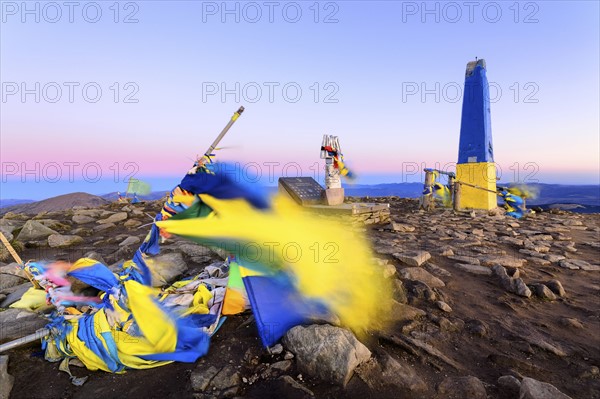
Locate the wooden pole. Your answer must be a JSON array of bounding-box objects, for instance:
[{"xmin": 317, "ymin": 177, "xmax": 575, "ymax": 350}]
[{"xmin": 0, "ymin": 231, "xmax": 39, "ymax": 288}]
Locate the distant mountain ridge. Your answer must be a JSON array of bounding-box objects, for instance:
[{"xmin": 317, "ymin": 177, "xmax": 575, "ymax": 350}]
[
  {"xmin": 0, "ymin": 192, "xmax": 108, "ymax": 215},
  {"xmin": 1, "ymin": 183, "xmax": 598, "ymax": 214}
]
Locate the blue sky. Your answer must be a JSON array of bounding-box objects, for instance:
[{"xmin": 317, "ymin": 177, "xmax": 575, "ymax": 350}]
[{"xmin": 1, "ymin": 1, "xmax": 599, "ymax": 200}]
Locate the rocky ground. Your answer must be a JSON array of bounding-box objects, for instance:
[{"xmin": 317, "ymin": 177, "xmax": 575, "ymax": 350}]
[{"xmin": 0, "ymin": 197, "xmax": 599, "ymax": 399}]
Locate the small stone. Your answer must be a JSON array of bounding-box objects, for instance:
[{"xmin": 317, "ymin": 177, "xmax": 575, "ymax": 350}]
[
  {"xmin": 497, "ymin": 375, "xmax": 521, "ymax": 396},
  {"xmin": 72, "ymin": 215, "xmax": 95, "ymax": 224},
  {"xmin": 399, "ymin": 267, "xmax": 445, "ymax": 288},
  {"xmin": 544, "ymin": 254, "xmax": 566, "ymax": 263},
  {"xmin": 392, "ymin": 251, "xmax": 431, "ymax": 267},
  {"xmin": 97, "ymin": 212, "xmax": 128, "ymax": 224},
  {"xmin": 124, "ymin": 219, "xmax": 143, "ymax": 228},
  {"xmin": 284, "ymin": 351, "xmax": 294, "ymax": 360},
  {"xmin": 119, "ymin": 236, "xmax": 141, "ymax": 247},
  {"xmin": 448, "ymin": 255, "xmax": 481, "ymax": 265},
  {"xmin": 529, "ymin": 284, "xmax": 557, "ymax": 301},
  {"xmin": 453, "ymin": 263, "xmax": 492, "ymax": 276},
  {"xmin": 270, "ymin": 343, "xmax": 283, "ymax": 355},
  {"xmin": 519, "ymin": 377, "xmax": 572, "ymax": 399},
  {"xmin": 437, "ymin": 376, "xmax": 487, "ymax": 399},
  {"xmin": 559, "ymin": 317, "xmax": 583, "ymax": 329},
  {"xmin": 0, "ymin": 355, "xmax": 15, "ymax": 399},
  {"xmin": 47, "ymin": 234, "xmax": 84, "ymax": 248},
  {"xmin": 545, "ymin": 280, "xmax": 566, "ymax": 297},
  {"xmin": 559, "ymin": 259, "xmax": 591, "ymax": 270},
  {"xmin": 436, "ymin": 301, "xmax": 452, "ymax": 312}
]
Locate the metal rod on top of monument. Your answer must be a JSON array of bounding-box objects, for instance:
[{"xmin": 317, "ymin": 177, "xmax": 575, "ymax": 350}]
[{"xmin": 201, "ymin": 106, "xmax": 245, "ymax": 164}]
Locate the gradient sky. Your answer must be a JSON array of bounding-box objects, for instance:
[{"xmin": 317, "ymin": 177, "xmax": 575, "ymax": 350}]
[{"xmin": 1, "ymin": 0, "xmax": 599, "ymax": 199}]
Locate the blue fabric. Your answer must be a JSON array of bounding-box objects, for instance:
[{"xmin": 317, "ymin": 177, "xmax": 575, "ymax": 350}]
[
  {"xmin": 458, "ymin": 59, "xmax": 494, "ymax": 164},
  {"xmin": 242, "ymin": 272, "xmax": 330, "ymax": 347},
  {"xmin": 67, "ymin": 263, "xmax": 119, "ymax": 293},
  {"xmin": 77, "ymin": 314, "xmax": 123, "ymax": 372},
  {"xmin": 180, "ymin": 165, "xmax": 269, "ymax": 210}
]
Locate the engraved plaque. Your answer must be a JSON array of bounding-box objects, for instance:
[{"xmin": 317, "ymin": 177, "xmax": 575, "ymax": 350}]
[{"xmin": 278, "ymin": 177, "xmax": 324, "ymax": 206}]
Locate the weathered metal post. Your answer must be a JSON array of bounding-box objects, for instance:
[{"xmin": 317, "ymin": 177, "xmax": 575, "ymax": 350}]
[
  {"xmin": 453, "ymin": 182, "xmax": 462, "ymax": 212},
  {"xmin": 421, "ymin": 169, "xmax": 435, "ymax": 211}
]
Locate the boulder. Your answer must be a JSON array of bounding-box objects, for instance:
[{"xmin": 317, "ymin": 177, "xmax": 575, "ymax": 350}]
[
  {"xmin": 97, "ymin": 212, "xmax": 128, "ymax": 224},
  {"xmin": 0, "ymin": 273, "xmax": 27, "ymax": 291},
  {"xmin": 0, "ymin": 355, "xmax": 14, "ymax": 399},
  {"xmin": 0, "ymin": 309, "xmax": 47, "ymax": 342},
  {"xmin": 16, "ymin": 220, "xmax": 57, "ymax": 242},
  {"xmin": 47, "ymin": 234, "xmax": 84, "ymax": 248},
  {"xmin": 72, "ymin": 215, "xmax": 95, "ymax": 224},
  {"xmin": 529, "ymin": 284, "xmax": 557, "ymax": 301},
  {"xmin": 437, "ymin": 376, "xmax": 487, "ymax": 399},
  {"xmin": 497, "ymin": 375, "xmax": 521, "ymax": 396},
  {"xmin": 390, "ymin": 300, "xmax": 426, "ymax": 321},
  {"xmin": 145, "ymin": 252, "xmax": 188, "ymax": 287},
  {"xmin": 492, "ymin": 265, "xmax": 532, "ymax": 298},
  {"xmin": 399, "ymin": 267, "xmax": 445, "ymax": 288},
  {"xmin": 283, "ymin": 324, "xmax": 371, "ymax": 386},
  {"xmin": 392, "ymin": 251, "xmax": 431, "ymax": 267},
  {"xmin": 519, "ymin": 377, "xmax": 572, "ymax": 399},
  {"xmin": 119, "ymin": 236, "xmax": 141, "ymax": 247},
  {"xmin": 453, "ymin": 263, "xmax": 492, "ymax": 276}
]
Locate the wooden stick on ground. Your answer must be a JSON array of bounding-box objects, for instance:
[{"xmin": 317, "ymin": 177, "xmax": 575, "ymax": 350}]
[{"xmin": 0, "ymin": 231, "xmax": 39, "ymax": 287}]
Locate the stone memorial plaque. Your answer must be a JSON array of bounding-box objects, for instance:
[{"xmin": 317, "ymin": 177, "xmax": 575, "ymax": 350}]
[{"xmin": 278, "ymin": 177, "xmax": 324, "ymax": 206}]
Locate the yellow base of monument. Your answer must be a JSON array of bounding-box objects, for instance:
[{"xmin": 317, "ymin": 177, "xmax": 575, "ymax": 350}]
[{"xmin": 456, "ymin": 162, "xmax": 497, "ymax": 210}]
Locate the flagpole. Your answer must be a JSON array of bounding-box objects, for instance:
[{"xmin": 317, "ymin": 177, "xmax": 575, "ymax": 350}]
[{"xmin": 201, "ymin": 106, "xmax": 245, "ymax": 164}]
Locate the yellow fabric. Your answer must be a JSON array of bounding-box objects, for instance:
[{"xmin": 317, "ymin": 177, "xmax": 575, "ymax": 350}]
[
  {"xmin": 10, "ymin": 287, "xmax": 49, "ymax": 311},
  {"xmin": 157, "ymin": 194, "xmax": 392, "ymax": 335},
  {"xmin": 456, "ymin": 162, "xmax": 497, "ymax": 210}
]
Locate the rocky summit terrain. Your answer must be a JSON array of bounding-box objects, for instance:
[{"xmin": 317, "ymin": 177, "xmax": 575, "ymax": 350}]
[{"xmin": 0, "ymin": 196, "xmax": 599, "ymax": 399}]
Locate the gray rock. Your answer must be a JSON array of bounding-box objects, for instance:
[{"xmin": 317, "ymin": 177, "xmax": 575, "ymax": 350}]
[
  {"xmin": 544, "ymin": 254, "xmax": 566, "ymax": 263},
  {"xmin": 448, "ymin": 255, "xmax": 481, "ymax": 265},
  {"xmin": 392, "ymin": 251, "xmax": 431, "ymax": 267},
  {"xmin": 530, "ymin": 284, "xmax": 557, "ymax": 301},
  {"xmin": 119, "ymin": 236, "xmax": 141, "ymax": 247},
  {"xmin": 437, "ymin": 376, "xmax": 487, "ymax": 399},
  {"xmin": 278, "ymin": 375, "xmax": 315, "ymax": 397},
  {"xmin": 191, "ymin": 365, "xmax": 219, "ymax": 391},
  {"xmin": 559, "ymin": 317, "xmax": 583, "ymax": 329},
  {"xmin": 0, "ymin": 263, "xmax": 29, "ymax": 279},
  {"xmin": 72, "ymin": 215, "xmax": 95, "ymax": 224},
  {"xmin": 94, "ymin": 223, "xmax": 116, "ymax": 232},
  {"xmin": 424, "ymin": 263, "xmax": 452, "ymax": 277},
  {"xmin": 436, "ymin": 301, "xmax": 452, "ymax": 312},
  {"xmin": 385, "ymin": 222, "xmax": 415, "ymax": 232},
  {"xmin": 16, "ymin": 220, "xmax": 57, "ymax": 242},
  {"xmin": 270, "ymin": 343, "xmax": 284, "ymax": 355},
  {"xmin": 519, "ymin": 377, "xmax": 572, "ymax": 399},
  {"xmin": 398, "ymin": 267, "xmax": 445, "ymax": 288},
  {"xmin": 0, "ymin": 283, "xmax": 30, "ymax": 307},
  {"xmin": 481, "ymin": 256, "xmax": 527, "ymax": 268},
  {"xmin": 283, "ymin": 324, "xmax": 371, "ymax": 386},
  {"xmin": 146, "ymin": 252, "xmax": 188, "ymax": 287},
  {"xmin": 391, "ymin": 300, "xmax": 427, "ymax": 321},
  {"xmin": 382, "ymin": 263, "xmax": 397, "ymax": 279},
  {"xmin": 492, "ymin": 265, "xmax": 532, "ymax": 298},
  {"xmin": 0, "ymin": 309, "xmax": 47, "ymax": 342},
  {"xmin": 261, "ymin": 360, "xmax": 292, "ymax": 378},
  {"xmin": 498, "ymin": 375, "xmax": 521, "ymax": 396},
  {"xmin": 83, "ymin": 251, "xmax": 107, "ymax": 265},
  {"xmin": 179, "ymin": 243, "xmax": 212, "ymax": 258},
  {"xmin": 558, "ymin": 259, "xmax": 591, "ymax": 270},
  {"xmin": 210, "ymin": 365, "xmax": 241, "ymax": 397},
  {"xmin": 0, "ymin": 355, "xmax": 15, "ymax": 399},
  {"xmin": 97, "ymin": 212, "xmax": 128, "ymax": 224},
  {"xmin": 123, "ymin": 219, "xmax": 142, "ymax": 228},
  {"xmin": 392, "ymin": 279, "xmax": 408, "ymax": 304},
  {"xmin": 356, "ymin": 354, "xmax": 427, "ymax": 393},
  {"xmin": 545, "ymin": 280, "xmax": 566, "ymax": 297},
  {"xmin": 47, "ymin": 234, "xmax": 83, "ymax": 248},
  {"xmin": 453, "ymin": 263, "xmax": 492, "ymax": 276},
  {"xmin": 0, "ymin": 273, "xmax": 27, "ymax": 290}
]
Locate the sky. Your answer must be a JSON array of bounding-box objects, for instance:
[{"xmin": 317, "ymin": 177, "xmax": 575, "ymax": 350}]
[{"xmin": 1, "ymin": 0, "xmax": 599, "ymax": 200}]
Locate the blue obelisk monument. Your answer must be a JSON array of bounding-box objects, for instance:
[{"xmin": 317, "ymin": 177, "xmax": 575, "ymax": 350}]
[{"xmin": 456, "ymin": 59, "xmax": 497, "ymax": 210}]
